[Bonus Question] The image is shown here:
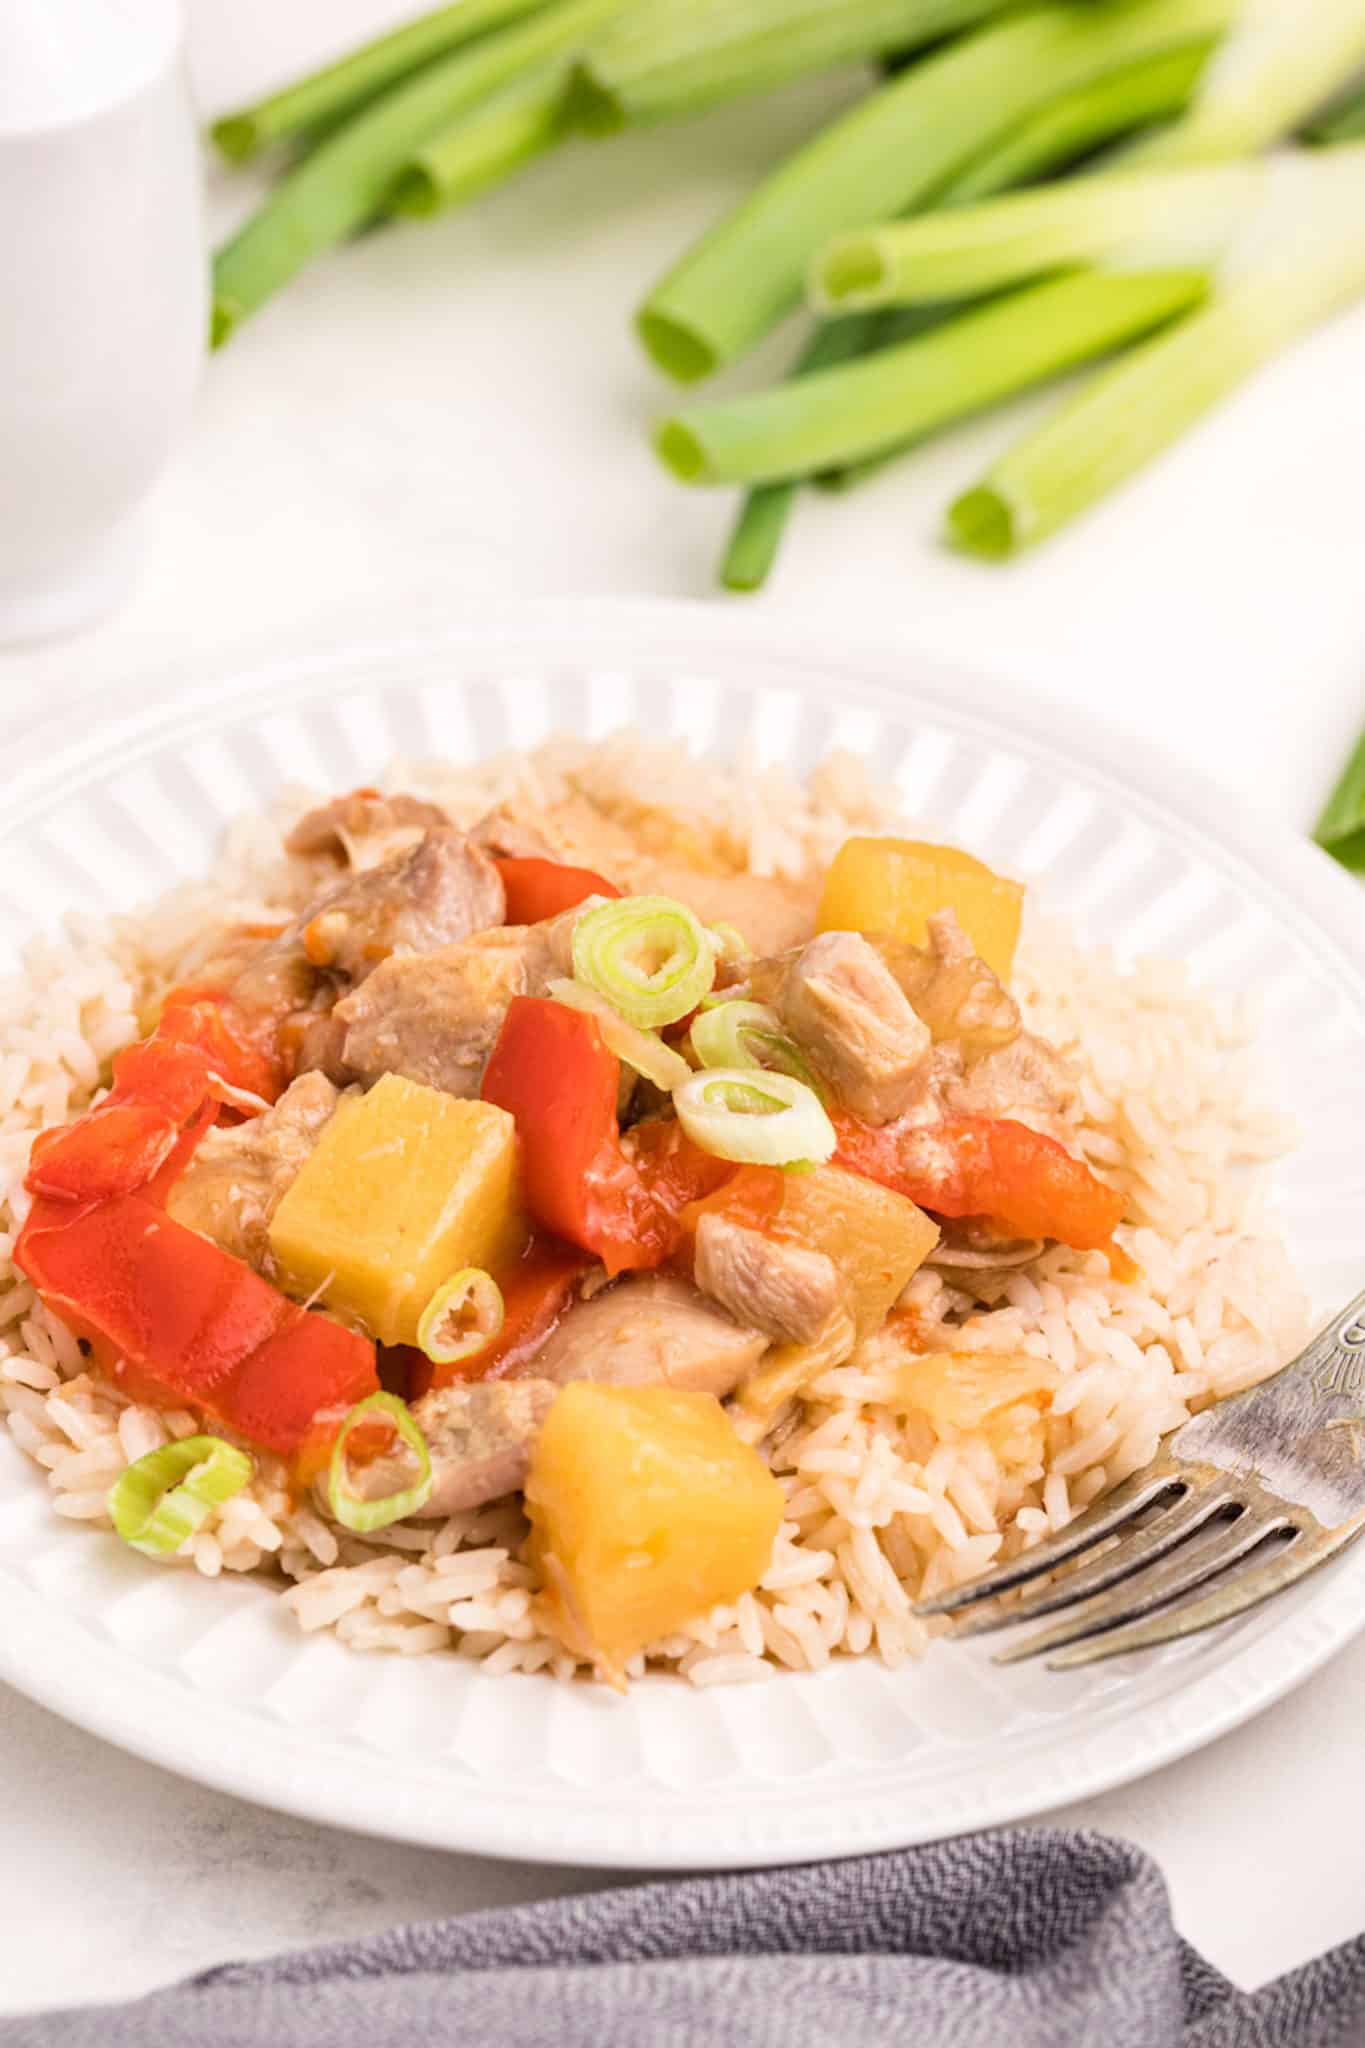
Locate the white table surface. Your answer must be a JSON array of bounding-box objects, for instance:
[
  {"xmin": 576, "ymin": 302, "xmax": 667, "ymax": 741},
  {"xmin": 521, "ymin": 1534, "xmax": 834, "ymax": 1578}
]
[{"xmin": 3, "ymin": 1, "xmax": 1365, "ymax": 2017}]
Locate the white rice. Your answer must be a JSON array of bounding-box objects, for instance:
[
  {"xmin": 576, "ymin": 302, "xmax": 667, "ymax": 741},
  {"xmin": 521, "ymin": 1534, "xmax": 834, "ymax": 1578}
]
[{"xmin": 0, "ymin": 736, "xmax": 1310, "ymax": 1688}]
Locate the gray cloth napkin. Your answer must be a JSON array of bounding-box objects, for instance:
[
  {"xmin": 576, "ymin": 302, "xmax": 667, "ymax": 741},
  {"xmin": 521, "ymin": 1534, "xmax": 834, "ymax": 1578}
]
[{"xmin": 3, "ymin": 1828, "xmax": 1360, "ymax": 2047}]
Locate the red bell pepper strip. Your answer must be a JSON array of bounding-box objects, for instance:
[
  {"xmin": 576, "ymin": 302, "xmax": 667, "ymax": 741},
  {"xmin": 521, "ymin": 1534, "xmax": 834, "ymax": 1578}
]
[
  {"xmin": 27, "ymin": 984, "xmax": 285, "ymax": 1208},
  {"xmin": 481, "ymin": 997, "xmax": 673, "ymax": 1276},
  {"xmin": 493, "ymin": 856, "xmax": 620, "ymax": 925},
  {"xmin": 14, "ymin": 1195, "xmax": 376, "ymax": 1455},
  {"xmin": 834, "ymin": 1112, "xmax": 1126, "ymax": 1252}
]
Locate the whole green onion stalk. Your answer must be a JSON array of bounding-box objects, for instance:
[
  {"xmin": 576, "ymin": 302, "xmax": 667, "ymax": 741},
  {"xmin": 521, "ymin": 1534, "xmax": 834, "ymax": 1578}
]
[
  {"xmin": 635, "ymin": 0, "xmax": 1241, "ymax": 383},
  {"xmin": 1126, "ymin": 0, "xmax": 1365, "ymax": 165},
  {"xmin": 389, "ymin": 63, "xmax": 574, "ymax": 216},
  {"xmin": 657, "ymin": 268, "xmax": 1208, "ymax": 487},
  {"xmin": 948, "ymin": 145, "xmax": 1365, "ymax": 557},
  {"xmin": 728, "ymin": 38, "xmax": 1219, "ymax": 585},
  {"xmin": 212, "ymin": 0, "xmax": 632, "ymax": 344},
  {"xmin": 210, "ymin": 0, "xmax": 555, "ymax": 163},
  {"xmin": 572, "ymin": 0, "xmax": 1011, "ymax": 133}
]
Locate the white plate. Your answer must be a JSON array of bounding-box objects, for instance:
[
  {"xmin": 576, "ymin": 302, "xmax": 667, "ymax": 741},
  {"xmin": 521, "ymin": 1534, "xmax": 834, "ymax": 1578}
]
[{"xmin": 2, "ymin": 598, "xmax": 1363, "ymax": 1870}]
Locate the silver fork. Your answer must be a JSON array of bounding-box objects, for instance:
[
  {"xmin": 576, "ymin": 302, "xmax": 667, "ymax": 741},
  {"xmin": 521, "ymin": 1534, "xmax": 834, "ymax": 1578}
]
[{"xmin": 915, "ymin": 1288, "xmax": 1365, "ymax": 1669}]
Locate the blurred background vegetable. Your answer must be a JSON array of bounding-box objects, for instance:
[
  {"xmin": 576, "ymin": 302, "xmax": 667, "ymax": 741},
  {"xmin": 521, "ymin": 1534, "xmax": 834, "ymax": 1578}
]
[{"xmin": 210, "ymin": 0, "xmax": 1365, "ymax": 585}]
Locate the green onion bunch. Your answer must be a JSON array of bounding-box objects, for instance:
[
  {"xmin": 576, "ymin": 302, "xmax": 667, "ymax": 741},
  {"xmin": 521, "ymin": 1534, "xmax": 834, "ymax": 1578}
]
[{"xmin": 211, "ymin": 0, "xmax": 1365, "ymax": 578}]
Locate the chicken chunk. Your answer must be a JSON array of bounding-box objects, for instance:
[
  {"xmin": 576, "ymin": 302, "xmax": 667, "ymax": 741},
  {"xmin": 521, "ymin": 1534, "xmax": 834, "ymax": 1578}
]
[
  {"xmin": 630, "ymin": 862, "xmax": 819, "ymax": 958},
  {"xmin": 468, "ymin": 807, "xmax": 556, "ymax": 861},
  {"xmin": 529, "ymin": 1274, "xmax": 768, "ymax": 1400},
  {"xmin": 779, "ymin": 930, "xmax": 931, "ymax": 1124},
  {"xmin": 353, "ymin": 1379, "xmax": 560, "ymax": 1519},
  {"xmin": 285, "ymin": 791, "xmax": 451, "ymax": 869},
  {"xmin": 879, "ymin": 910, "xmax": 1020, "ymax": 1058},
  {"xmin": 289, "ymin": 827, "xmax": 505, "ymax": 987},
  {"xmin": 694, "ymin": 1213, "xmax": 846, "ymax": 1346},
  {"xmin": 166, "ymin": 1071, "xmax": 340, "ymax": 1276},
  {"xmin": 945, "ymin": 1032, "xmax": 1076, "ymax": 1126},
  {"xmin": 325, "ymin": 909, "xmax": 579, "ymax": 1096}
]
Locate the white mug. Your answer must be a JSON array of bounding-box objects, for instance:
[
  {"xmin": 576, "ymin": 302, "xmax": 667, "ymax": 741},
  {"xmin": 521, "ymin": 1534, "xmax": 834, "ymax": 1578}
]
[{"xmin": 0, "ymin": 0, "xmax": 205, "ymax": 643}]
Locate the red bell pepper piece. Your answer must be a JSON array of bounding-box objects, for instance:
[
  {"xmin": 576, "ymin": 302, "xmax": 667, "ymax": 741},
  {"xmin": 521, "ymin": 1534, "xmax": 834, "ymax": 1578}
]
[
  {"xmin": 493, "ymin": 857, "xmax": 620, "ymax": 925},
  {"xmin": 834, "ymin": 1112, "xmax": 1125, "ymax": 1252},
  {"xmin": 15, "ymin": 1195, "xmax": 376, "ymax": 1455},
  {"xmin": 481, "ymin": 997, "xmax": 672, "ymax": 1276}
]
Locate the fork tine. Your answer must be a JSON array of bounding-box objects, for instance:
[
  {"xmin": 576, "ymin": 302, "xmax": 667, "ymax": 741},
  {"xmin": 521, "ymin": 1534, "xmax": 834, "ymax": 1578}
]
[
  {"xmin": 1046, "ymin": 1520, "xmax": 1363, "ymax": 1670},
  {"xmin": 992, "ymin": 1505, "xmax": 1292, "ymax": 1665},
  {"xmin": 950, "ymin": 1482, "xmax": 1240, "ymax": 1639},
  {"xmin": 914, "ymin": 1465, "xmax": 1183, "ymax": 1618}
]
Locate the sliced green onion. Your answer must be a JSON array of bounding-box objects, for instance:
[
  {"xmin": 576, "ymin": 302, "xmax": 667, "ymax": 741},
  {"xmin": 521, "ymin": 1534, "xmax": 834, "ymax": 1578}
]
[
  {"xmin": 674, "ymin": 1067, "xmax": 836, "ymax": 1168},
  {"xmin": 572, "ymin": 0, "xmax": 1009, "ymax": 134},
  {"xmin": 327, "ymin": 1391, "xmax": 433, "ymax": 1534},
  {"xmin": 417, "ymin": 1268, "xmax": 506, "ymax": 1366},
  {"xmin": 571, "ymin": 894, "xmax": 716, "ymax": 1028},
  {"xmin": 1314, "ymin": 724, "xmax": 1365, "ymax": 871},
  {"xmin": 209, "ymin": 0, "xmax": 555, "ymax": 163},
  {"xmin": 657, "ymin": 268, "xmax": 1208, "ymax": 487},
  {"xmin": 635, "ymin": 0, "xmax": 1239, "ymax": 381},
  {"xmin": 811, "ymin": 163, "xmax": 1259, "ymax": 312},
  {"xmin": 938, "ymin": 40, "xmax": 1215, "ymax": 205},
  {"xmin": 948, "ymin": 147, "xmax": 1365, "ymax": 558},
  {"xmin": 108, "ymin": 1437, "xmax": 253, "ymax": 1559},
  {"xmin": 547, "ymin": 976, "xmax": 693, "ymax": 1090},
  {"xmin": 212, "ymin": 0, "xmax": 632, "ymax": 344},
  {"xmin": 1129, "ymin": 0, "xmax": 1365, "ymax": 167},
  {"xmin": 690, "ymin": 1000, "xmax": 821, "ymax": 1092},
  {"xmin": 388, "ymin": 60, "xmax": 573, "ymax": 216},
  {"xmin": 708, "ymin": 923, "xmax": 753, "ymax": 965}
]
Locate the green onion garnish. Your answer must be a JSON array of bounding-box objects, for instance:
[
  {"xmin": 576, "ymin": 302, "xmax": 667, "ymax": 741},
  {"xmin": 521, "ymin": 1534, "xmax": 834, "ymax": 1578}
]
[
  {"xmin": 547, "ymin": 976, "xmax": 693, "ymax": 1090},
  {"xmin": 571, "ymin": 894, "xmax": 717, "ymax": 1029},
  {"xmin": 690, "ymin": 1000, "xmax": 820, "ymax": 1092},
  {"xmin": 674, "ymin": 1067, "xmax": 835, "ymax": 1168},
  {"xmin": 108, "ymin": 1437, "xmax": 254, "ymax": 1558},
  {"xmin": 327, "ymin": 1392, "xmax": 433, "ymax": 1534},
  {"xmin": 417, "ymin": 1269, "xmax": 507, "ymax": 1367}
]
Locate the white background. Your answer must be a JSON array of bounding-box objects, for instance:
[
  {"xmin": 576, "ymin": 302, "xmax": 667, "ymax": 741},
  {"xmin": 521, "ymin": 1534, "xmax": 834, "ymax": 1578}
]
[{"xmin": 2, "ymin": 0, "xmax": 1365, "ymax": 2015}]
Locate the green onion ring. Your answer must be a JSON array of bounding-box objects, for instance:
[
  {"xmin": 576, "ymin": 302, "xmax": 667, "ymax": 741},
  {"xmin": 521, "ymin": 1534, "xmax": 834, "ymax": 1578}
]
[
  {"xmin": 108, "ymin": 1436, "xmax": 254, "ymax": 1558},
  {"xmin": 547, "ymin": 978, "xmax": 692, "ymax": 1093},
  {"xmin": 327, "ymin": 1391, "xmax": 433, "ymax": 1534},
  {"xmin": 689, "ymin": 999, "xmax": 822, "ymax": 1091},
  {"xmin": 571, "ymin": 894, "xmax": 716, "ymax": 1029},
  {"xmin": 673, "ymin": 1066, "xmax": 836, "ymax": 1169},
  {"xmin": 417, "ymin": 1268, "xmax": 506, "ymax": 1368}
]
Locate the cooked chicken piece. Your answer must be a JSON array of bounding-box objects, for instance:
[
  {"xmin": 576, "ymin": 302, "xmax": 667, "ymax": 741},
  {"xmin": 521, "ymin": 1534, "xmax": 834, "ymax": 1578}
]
[
  {"xmin": 528, "ymin": 1273, "xmax": 768, "ymax": 1400},
  {"xmin": 468, "ymin": 807, "xmax": 557, "ymax": 861},
  {"xmin": 352, "ymin": 1379, "xmax": 560, "ymax": 1519},
  {"xmin": 287, "ymin": 827, "xmax": 505, "ymax": 988},
  {"xmin": 878, "ymin": 911, "xmax": 1020, "ymax": 1058},
  {"xmin": 166, "ymin": 1072, "xmax": 340, "ymax": 1274},
  {"xmin": 326, "ymin": 909, "xmax": 579, "ymax": 1096},
  {"xmin": 693, "ymin": 1213, "xmax": 846, "ymax": 1346},
  {"xmin": 945, "ymin": 1031, "xmax": 1076, "ymax": 1126},
  {"xmin": 778, "ymin": 931, "xmax": 931, "ymax": 1125},
  {"xmin": 633, "ymin": 861, "xmax": 819, "ymax": 958},
  {"xmin": 285, "ymin": 791, "xmax": 451, "ymax": 869}
]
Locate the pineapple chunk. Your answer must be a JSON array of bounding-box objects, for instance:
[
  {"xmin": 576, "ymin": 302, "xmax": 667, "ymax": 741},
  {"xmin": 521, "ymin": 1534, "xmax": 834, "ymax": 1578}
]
[
  {"xmin": 775, "ymin": 1165, "xmax": 938, "ymax": 1336},
  {"xmin": 817, "ymin": 836, "xmax": 1024, "ymax": 981},
  {"xmin": 889, "ymin": 1350, "xmax": 1058, "ymax": 1435},
  {"xmin": 267, "ymin": 1073, "xmax": 522, "ymax": 1346},
  {"xmin": 526, "ymin": 1383, "xmax": 784, "ymax": 1677}
]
